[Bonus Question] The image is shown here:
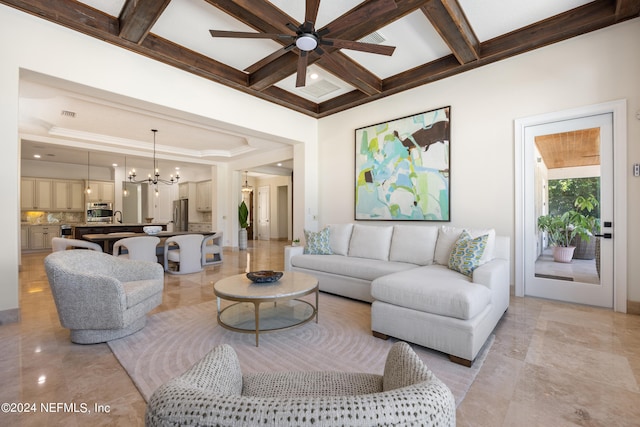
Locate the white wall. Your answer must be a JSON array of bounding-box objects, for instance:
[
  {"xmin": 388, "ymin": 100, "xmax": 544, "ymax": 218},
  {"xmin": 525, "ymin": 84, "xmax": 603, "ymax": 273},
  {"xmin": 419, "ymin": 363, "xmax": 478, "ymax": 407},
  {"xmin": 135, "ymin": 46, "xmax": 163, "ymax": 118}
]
[
  {"xmin": 0, "ymin": 5, "xmax": 317, "ymax": 317},
  {"xmin": 318, "ymin": 19, "xmax": 640, "ymax": 301}
]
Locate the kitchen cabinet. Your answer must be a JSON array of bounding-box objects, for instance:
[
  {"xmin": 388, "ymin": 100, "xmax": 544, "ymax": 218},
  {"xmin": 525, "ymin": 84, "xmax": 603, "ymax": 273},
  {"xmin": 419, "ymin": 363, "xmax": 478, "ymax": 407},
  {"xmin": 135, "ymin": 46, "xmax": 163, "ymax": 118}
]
[
  {"xmin": 21, "ymin": 225, "xmax": 29, "ymax": 250},
  {"xmin": 188, "ymin": 222, "xmax": 212, "ymax": 233},
  {"xmin": 28, "ymin": 225, "xmax": 60, "ymax": 250},
  {"xmin": 21, "ymin": 177, "xmax": 53, "ymax": 210},
  {"xmin": 196, "ymin": 180, "xmax": 212, "ymax": 212},
  {"xmin": 86, "ymin": 180, "xmax": 114, "ymax": 203},
  {"xmin": 52, "ymin": 179, "xmax": 84, "ymax": 211},
  {"xmin": 178, "ymin": 182, "xmax": 189, "ymax": 199}
]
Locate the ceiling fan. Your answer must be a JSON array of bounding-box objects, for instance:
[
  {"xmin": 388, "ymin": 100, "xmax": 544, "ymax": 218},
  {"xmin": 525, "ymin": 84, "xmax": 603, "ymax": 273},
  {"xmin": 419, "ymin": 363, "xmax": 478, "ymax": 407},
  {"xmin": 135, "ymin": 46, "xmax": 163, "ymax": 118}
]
[{"xmin": 209, "ymin": 0, "xmax": 397, "ymax": 87}]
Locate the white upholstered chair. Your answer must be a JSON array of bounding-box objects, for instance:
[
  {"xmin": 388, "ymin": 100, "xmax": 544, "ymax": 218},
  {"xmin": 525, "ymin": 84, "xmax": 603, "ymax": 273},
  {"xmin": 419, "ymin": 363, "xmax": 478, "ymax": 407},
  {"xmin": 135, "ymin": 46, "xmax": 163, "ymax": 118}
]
[
  {"xmin": 51, "ymin": 237, "xmax": 103, "ymax": 252},
  {"xmin": 113, "ymin": 236, "xmax": 160, "ymax": 263},
  {"xmin": 164, "ymin": 234, "xmax": 204, "ymax": 274},
  {"xmin": 201, "ymin": 232, "xmax": 223, "ymax": 266}
]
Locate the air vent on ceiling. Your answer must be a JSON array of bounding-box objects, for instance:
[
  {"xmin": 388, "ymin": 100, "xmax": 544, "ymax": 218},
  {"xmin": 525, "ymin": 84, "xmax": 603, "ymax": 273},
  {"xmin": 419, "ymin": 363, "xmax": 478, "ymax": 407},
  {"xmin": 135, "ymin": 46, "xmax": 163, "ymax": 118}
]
[
  {"xmin": 61, "ymin": 110, "xmax": 76, "ymax": 118},
  {"xmin": 299, "ymin": 79, "xmax": 341, "ymax": 98},
  {"xmin": 359, "ymin": 31, "xmax": 386, "ymax": 45}
]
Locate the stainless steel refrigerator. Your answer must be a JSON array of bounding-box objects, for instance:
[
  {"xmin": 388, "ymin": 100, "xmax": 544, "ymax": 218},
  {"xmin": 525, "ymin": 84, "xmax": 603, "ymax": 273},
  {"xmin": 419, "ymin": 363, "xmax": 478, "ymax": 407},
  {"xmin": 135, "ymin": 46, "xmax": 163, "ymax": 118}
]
[{"xmin": 173, "ymin": 199, "xmax": 189, "ymax": 231}]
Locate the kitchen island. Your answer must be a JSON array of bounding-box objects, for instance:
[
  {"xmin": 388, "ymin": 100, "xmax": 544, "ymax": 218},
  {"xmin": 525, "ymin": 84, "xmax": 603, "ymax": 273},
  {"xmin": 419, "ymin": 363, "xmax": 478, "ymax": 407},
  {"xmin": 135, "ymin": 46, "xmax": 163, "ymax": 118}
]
[{"xmin": 73, "ymin": 223, "xmax": 168, "ymax": 244}]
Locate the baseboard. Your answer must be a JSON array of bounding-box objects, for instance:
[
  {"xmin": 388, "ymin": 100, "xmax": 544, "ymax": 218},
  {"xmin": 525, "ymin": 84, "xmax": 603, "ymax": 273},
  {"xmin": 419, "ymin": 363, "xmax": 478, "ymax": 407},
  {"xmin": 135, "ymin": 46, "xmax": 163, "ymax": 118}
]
[
  {"xmin": 0, "ymin": 308, "xmax": 20, "ymax": 325},
  {"xmin": 627, "ymin": 300, "xmax": 640, "ymax": 315}
]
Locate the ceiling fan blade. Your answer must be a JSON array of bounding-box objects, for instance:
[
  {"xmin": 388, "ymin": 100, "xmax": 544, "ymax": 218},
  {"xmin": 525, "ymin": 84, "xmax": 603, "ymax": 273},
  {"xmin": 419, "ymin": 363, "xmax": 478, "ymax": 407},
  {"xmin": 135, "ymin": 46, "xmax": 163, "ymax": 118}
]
[
  {"xmin": 286, "ymin": 22, "xmax": 300, "ymax": 34},
  {"xmin": 209, "ymin": 30, "xmax": 292, "ymax": 41},
  {"xmin": 296, "ymin": 51, "xmax": 309, "ymax": 87},
  {"xmin": 322, "ymin": 38, "xmax": 396, "ymax": 56},
  {"xmin": 301, "ymin": 20, "xmax": 314, "ymax": 33},
  {"xmin": 305, "ymin": 0, "xmax": 321, "ymax": 27}
]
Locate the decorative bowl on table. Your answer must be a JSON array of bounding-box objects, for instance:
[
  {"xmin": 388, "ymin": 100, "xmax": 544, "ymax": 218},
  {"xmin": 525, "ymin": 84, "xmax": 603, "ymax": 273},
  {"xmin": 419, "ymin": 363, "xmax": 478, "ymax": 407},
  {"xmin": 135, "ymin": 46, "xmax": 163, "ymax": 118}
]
[
  {"xmin": 246, "ymin": 270, "xmax": 283, "ymax": 283},
  {"xmin": 143, "ymin": 225, "xmax": 162, "ymax": 235}
]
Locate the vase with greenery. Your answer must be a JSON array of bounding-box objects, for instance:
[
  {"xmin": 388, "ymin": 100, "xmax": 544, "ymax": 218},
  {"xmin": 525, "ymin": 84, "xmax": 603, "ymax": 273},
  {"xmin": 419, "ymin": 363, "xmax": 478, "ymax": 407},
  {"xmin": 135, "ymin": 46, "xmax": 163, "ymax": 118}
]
[
  {"xmin": 537, "ymin": 195, "xmax": 598, "ymax": 263},
  {"xmin": 238, "ymin": 201, "xmax": 249, "ymax": 250}
]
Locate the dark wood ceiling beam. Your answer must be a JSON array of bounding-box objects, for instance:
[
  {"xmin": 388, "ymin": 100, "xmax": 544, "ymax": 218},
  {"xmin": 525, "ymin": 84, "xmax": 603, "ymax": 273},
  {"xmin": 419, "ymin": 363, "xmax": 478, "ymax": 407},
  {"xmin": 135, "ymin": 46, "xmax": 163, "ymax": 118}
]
[
  {"xmin": 317, "ymin": 52, "xmax": 383, "ymax": 95},
  {"xmin": 479, "ymin": 0, "xmax": 618, "ymax": 59},
  {"xmin": 118, "ymin": 0, "xmax": 171, "ymax": 43},
  {"xmin": 0, "ymin": 0, "xmax": 118, "ymax": 35},
  {"xmin": 615, "ymin": 0, "xmax": 640, "ymax": 18},
  {"xmin": 421, "ymin": 0, "xmax": 479, "ymax": 64},
  {"xmin": 249, "ymin": 0, "xmax": 431, "ymax": 91},
  {"xmin": 204, "ymin": 0, "xmax": 295, "ymax": 35}
]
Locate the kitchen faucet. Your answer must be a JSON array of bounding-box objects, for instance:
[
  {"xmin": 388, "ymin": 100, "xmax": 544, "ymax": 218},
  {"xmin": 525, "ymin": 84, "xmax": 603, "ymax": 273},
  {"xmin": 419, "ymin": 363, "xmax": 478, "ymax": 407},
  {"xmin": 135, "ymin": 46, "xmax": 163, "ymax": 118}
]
[{"xmin": 114, "ymin": 210, "xmax": 123, "ymax": 224}]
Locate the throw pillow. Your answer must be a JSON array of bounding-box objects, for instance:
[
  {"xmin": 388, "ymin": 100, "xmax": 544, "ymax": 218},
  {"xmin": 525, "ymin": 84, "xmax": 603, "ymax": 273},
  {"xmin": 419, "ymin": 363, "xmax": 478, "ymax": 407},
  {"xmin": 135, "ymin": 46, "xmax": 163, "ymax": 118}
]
[
  {"xmin": 303, "ymin": 228, "xmax": 333, "ymax": 255},
  {"xmin": 448, "ymin": 231, "xmax": 489, "ymax": 277}
]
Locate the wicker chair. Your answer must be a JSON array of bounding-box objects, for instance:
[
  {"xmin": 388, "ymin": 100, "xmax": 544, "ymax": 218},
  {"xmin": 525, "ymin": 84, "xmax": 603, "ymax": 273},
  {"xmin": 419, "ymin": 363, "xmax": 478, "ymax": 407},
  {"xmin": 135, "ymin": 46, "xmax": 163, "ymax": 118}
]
[
  {"xmin": 44, "ymin": 250, "xmax": 164, "ymax": 344},
  {"xmin": 145, "ymin": 342, "xmax": 456, "ymax": 427}
]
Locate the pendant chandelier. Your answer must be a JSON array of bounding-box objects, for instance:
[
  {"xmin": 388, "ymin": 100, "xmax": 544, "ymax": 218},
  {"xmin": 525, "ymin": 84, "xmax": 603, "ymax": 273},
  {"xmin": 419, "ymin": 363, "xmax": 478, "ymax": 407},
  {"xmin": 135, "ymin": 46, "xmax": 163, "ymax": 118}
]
[
  {"xmin": 128, "ymin": 129, "xmax": 179, "ymax": 190},
  {"xmin": 241, "ymin": 171, "xmax": 253, "ymax": 193}
]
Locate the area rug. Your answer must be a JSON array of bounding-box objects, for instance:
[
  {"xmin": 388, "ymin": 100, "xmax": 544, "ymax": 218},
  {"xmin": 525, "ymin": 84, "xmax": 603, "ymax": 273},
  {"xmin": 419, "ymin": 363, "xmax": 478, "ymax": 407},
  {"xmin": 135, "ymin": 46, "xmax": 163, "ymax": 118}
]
[{"xmin": 108, "ymin": 292, "xmax": 493, "ymax": 407}]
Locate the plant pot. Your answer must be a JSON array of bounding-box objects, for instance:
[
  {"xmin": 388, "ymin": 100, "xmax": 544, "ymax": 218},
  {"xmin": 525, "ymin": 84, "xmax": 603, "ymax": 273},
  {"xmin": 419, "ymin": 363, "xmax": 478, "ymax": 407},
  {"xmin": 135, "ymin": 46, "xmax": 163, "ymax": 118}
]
[
  {"xmin": 238, "ymin": 228, "xmax": 247, "ymax": 250},
  {"xmin": 553, "ymin": 246, "xmax": 575, "ymax": 263}
]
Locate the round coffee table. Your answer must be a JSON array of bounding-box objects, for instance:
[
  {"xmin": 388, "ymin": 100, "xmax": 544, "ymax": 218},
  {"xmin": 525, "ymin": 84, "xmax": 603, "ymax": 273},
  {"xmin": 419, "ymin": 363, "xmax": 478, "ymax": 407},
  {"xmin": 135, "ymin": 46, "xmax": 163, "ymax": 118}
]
[{"xmin": 213, "ymin": 271, "xmax": 319, "ymax": 346}]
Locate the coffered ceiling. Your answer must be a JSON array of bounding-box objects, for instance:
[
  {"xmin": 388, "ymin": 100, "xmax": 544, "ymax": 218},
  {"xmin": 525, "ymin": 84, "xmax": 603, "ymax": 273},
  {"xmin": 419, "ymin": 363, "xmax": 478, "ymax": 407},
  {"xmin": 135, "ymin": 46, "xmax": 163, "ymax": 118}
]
[{"xmin": 4, "ymin": 0, "xmax": 639, "ymax": 118}]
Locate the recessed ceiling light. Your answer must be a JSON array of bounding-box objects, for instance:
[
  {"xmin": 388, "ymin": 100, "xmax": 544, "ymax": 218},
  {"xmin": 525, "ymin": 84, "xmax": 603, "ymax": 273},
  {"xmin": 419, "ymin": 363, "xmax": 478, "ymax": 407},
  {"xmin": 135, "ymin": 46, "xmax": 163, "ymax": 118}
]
[
  {"xmin": 277, "ymin": 163, "xmax": 282, "ymax": 167},
  {"xmin": 112, "ymin": 163, "xmax": 118, "ymax": 167},
  {"xmin": 33, "ymin": 154, "xmax": 41, "ymax": 159},
  {"xmin": 310, "ymin": 73, "xmax": 319, "ymax": 80}
]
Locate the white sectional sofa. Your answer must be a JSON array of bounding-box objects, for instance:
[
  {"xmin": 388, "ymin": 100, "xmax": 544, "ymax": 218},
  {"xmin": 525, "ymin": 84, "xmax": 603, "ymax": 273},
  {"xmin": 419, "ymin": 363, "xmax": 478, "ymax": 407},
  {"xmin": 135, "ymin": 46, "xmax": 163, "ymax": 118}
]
[{"xmin": 284, "ymin": 223, "xmax": 510, "ymax": 366}]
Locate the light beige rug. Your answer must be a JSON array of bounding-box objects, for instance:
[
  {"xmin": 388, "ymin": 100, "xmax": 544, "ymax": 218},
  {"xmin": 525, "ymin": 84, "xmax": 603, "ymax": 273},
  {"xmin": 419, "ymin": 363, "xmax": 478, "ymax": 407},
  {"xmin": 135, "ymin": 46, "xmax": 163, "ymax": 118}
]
[{"xmin": 108, "ymin": 292, "xmax": 492, "ymax": 407}]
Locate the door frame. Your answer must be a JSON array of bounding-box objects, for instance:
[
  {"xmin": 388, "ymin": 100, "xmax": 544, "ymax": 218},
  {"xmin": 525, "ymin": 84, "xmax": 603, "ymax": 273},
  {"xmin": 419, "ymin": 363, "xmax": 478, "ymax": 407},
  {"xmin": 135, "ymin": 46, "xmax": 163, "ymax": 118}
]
[{"xmin": 514, "ymin": 100, "xmax": 628, "ymax": 312}]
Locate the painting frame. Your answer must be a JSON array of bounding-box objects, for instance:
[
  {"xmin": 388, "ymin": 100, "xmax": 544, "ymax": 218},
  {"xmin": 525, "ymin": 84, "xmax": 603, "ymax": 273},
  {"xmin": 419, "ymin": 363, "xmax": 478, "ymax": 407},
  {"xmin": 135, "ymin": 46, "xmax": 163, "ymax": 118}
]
[{"xmin": 354, "ymin": 106, "xmax": 451, "ymax": 221}]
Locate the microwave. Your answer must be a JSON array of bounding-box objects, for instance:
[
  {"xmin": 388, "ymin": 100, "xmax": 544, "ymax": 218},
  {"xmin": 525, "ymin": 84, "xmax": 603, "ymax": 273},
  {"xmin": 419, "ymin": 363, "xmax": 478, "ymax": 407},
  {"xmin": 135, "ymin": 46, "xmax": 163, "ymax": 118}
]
[{"xmin": 86, "ymin": 202, "xmax": 113, "ymax": 223}]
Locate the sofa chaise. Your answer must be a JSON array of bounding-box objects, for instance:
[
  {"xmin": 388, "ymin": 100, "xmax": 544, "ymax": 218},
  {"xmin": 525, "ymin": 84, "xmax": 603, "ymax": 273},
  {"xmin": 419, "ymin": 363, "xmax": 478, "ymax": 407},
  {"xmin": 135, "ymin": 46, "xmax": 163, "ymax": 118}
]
[{"xmin": 284, "ymin": 223, "xmax": 510, "ymax": 366}]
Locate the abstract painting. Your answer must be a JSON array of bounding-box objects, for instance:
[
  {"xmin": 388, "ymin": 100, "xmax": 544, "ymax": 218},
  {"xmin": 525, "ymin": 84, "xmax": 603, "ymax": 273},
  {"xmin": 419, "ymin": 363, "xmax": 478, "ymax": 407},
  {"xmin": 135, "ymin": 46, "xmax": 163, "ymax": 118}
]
[{"xmin": 355, "ymin": 106, "xmax": 450, "ymax": 221}]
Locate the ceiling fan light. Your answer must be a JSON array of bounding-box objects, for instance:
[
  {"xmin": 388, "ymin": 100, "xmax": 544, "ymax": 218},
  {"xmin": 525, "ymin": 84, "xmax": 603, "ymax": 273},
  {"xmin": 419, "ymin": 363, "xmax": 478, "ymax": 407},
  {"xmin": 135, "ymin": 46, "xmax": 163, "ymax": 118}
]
[{"xmin": 296, "ymin": 34, "xmax": 318, "ymax": 51}]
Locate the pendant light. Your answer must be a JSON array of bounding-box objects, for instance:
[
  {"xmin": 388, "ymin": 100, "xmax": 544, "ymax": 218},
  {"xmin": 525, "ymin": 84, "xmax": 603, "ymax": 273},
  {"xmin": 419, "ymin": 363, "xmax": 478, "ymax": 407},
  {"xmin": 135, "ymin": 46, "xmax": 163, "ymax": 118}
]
[
  {"xmin": 85, "ymin": 151, "xmax": 92, "ymax": 195},
  {"xmin": 241, "ymin": 171, "xmax": 253, "ymax": 193},
  {"xmin": 122, "ymin": 155, "xmax": 129, "ymax": 198}
]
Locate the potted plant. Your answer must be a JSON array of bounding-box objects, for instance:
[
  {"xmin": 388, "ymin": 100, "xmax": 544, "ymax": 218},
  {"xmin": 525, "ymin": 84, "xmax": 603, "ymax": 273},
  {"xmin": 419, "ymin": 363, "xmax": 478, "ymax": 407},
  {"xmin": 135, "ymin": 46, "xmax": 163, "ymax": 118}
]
[
  {"xmin": 537, "ymin": 205, "xmax": 596, "ymax": 263},
  {"xmin": 292, "ymin": 238, "xmax": 300, "ymax": 247},
  {"xmin": 238, "ymin": 200, "xmax": 249, "ymax": 250}
]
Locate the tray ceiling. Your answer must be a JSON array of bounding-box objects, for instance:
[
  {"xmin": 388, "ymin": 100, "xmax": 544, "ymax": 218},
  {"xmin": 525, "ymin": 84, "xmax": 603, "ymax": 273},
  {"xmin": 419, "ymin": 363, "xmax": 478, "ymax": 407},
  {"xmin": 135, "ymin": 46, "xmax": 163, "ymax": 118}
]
[{"xmin": 3, "ymin": 0, "xmax": 638, "ymax": 118}]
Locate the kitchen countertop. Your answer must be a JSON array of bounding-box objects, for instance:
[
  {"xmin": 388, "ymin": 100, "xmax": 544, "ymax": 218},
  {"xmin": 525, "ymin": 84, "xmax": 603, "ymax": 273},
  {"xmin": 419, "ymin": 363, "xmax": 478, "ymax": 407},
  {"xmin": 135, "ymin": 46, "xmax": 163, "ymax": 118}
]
[{"xmin": 74, "ymin": 223, "xmax": 169, "ymax": 227}]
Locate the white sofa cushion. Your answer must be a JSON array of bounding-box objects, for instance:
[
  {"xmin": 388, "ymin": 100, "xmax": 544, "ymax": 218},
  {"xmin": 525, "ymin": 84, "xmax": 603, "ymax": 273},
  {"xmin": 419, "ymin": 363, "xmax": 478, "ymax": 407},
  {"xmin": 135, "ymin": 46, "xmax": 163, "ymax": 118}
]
[
  {"xmin": 348, "ymin": 224, "xmax": 393, "ymax": 261},
  {"xmin": 328, "ymin": 224, "xmax": 354, "ymax": 256},
  {"xmin": 371, "ymin": 265, "xmax": 492, "ymax": 320},
  {"xmin": 291, "ymin": 254, "xmax": 416, "ymax": 282},
  {"xmin": 389, "ymin": 225, "xmax": 438, "ymax": 266},
  {"xmin": 434, "ymin": 226, "xmax": 496, "ymax": 265}
]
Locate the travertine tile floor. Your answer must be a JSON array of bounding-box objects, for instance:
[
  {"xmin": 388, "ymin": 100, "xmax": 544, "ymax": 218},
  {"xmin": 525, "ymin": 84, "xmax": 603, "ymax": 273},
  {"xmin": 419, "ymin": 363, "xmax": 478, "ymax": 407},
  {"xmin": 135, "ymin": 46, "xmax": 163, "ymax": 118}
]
[{"xmin": 1, "ymin": 240, "xmax": 639, "ymax": 426}]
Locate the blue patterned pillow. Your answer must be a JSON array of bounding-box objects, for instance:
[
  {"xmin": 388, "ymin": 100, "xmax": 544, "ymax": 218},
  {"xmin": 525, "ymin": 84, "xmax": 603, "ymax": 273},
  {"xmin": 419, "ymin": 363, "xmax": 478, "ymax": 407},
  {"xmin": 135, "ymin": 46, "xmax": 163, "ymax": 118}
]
[
  {"xmin": 448, "ymin": 231, "xmax": 488, "ymax": 277},
  {"xmin": 304, "ymin": 228, "xmax": 333, "ymax": 255}
]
